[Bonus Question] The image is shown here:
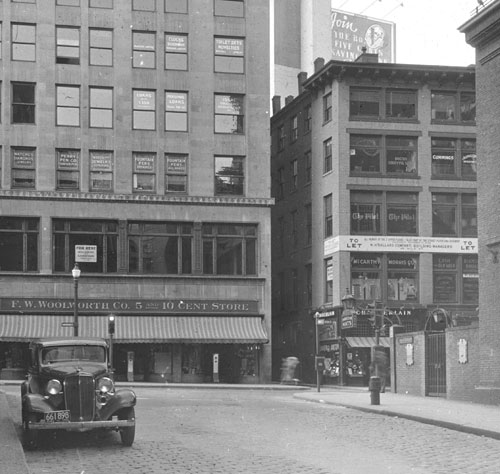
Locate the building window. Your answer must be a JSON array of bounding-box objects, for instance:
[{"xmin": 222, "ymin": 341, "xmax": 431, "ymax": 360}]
[
  {"xmin": 11, "ymin": 147, "xmax": 36, "ymax": 188},
  {"xmin": 432, "ymin": 193, "xmax": 477, "ymax": 237},
  {"xmin": 324, "ymin": 194, "xmax": 332, "ymax": 238},
  {"xmin": 214, "ymin": 94, "xmax": 244, "ymax": 134},
  {"xmin": 305, "ymin": 150, "xmax": 311, "ymax": 184},
  {"xmin": 431, "ymin": 91, "xmax": 476, "ymax": 123},
  {"xmin": 351, "ymin": 191, "xmax": 418, "ymax": 235},
  {"xmin": 56, "ymin": 85, "xmax": 79, "ymax": 126},
  {"xmin": 12, "ymin": 82, "xmax": 35, "ymax": 124},
  {"xmin": 214, "ymin": 156, "xmax": 244, "ymax": 195},
  {"xmin": 306, "ymin": 263, "xmax": 312, "ymax": 306},
  {"xmin": 325, "ymin": 258, "xmax": 333, "ymax": 303},
  {"xmin": 431, "ymin": 137, "xmax": 476, "ymax": 180},
  {"xmin": 89, "ymin": 150, "xmax": 113, "ymax": 191},
  {"xmin": 214, "ymin": 0, "xmax": 244, "ymax": 17},
  {"xmin": 350, "ymin": 87, "xmax": 417, "ymax": 120},
  {"xmin": 305, "ymin": 203, "xmax": 312, "ymax": 246},
  {"xmin": 89, "ymin": 28, "xmax": 113, "ymax": 66},
  {"xmin": 433, "ymin": 254, "xmax": 478, "ymax": 304},
  {"xmin": 291, "ymin": 268, "xmax": 299, "ymax": 306},
  {"xmin": 350, "ymin": 134, "xmax": 418, "ymax": 175},
  {"xmin": 165, "ymin": 0, "xmax": 187, "ymax": 12},
  {"xmin": 90, "ymin": 0, "xmax": 113, "ymax": 8},
  {"xmin": 165, "ymin": 154, "xmax": 188, "ymax": 193},
  {"xmin": 128, "ymin": 222, "xmax": 192, "ymax": 274},
  {"xmin": 290, "ymin": 115, "xmax": 298, "ymax": 142},
  {"xmin": 90, "ymin": 87, "xmax": 113, "ymax": 128},
  {"xmin": 0, "ymin": 23, "xmax": 3, "ymax": 60},
  {"xmin": 214, "ymin": 37, "xmax": 244, "ymax": 73},
  {"xmin": 133, "ymin": 89, "xmax": 155, "ymax": 130},
  {"xmin": 53, "ymin": 220, "xmax": 117, "ymax": 273},
  {"xmin": 56, "ymin": 149, "xmax": 80, "ymax": 190},
  {"xmin": 132, "ymin": 31, "xmax": 156, "ymax": 68},
  {"xmin": 165, "ymin": 34, "xmax": 188, "ymax": 70},
  {"xmin": 323, "ymin": 137, "xmax": 332, "ymax": 173},
  {"xmin": 290, "ymin": 160, "xmax": 298, "ymax": 192},
  {"xmin": 291, "ymin": 210, "xmax": 298, "ymax": 249},
  {"xmin": 11, "ymin": 23, "xmax": 36, "ymax": 61},
  {"xmin": 165, "ymin": 91, "xmax": 188, "ymax": 131},
  {"xmin": 323, "ymin": 92, "xmax": 332, "ymax": 123},
  {"xmin": 57, "ymin": 0, "xmax": 80, "ymax": 6},
  {"xmin": 133, "ymin": 0, "xmax": 156, "ymax": 10},
  {"xmin": 56, "ymin": 26, "xmax": 80, "ymax": 64},
  {"xmin": 277, "ymin": 167, "xmax": 285, "ymax": 200},
  {"xmin": 277, "ymin": 125, "xmax": 285, "ymax": 151},
  {"xmin": 0, "ymin": 217, "xmax": 38, "ymax": 272},
  {"xmin": 304, "ymin": 104, "xmax": 311, "ymax": 133},
  {"xmin": 132, "ymin": 153, "xmax": 156, "ymax": 193},
  {"xmin": 202, "ymin": 224, "xmax": 256, "ymax": 275},
  {"xmin": 351, "ymin": 253, "xmax": 419, "ymax": 302}
]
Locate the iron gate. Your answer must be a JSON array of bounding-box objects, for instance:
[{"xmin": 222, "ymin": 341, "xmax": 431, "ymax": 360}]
[{"xmin": 426, "ymin": 332, "xmax": 446, "ymax": 397}]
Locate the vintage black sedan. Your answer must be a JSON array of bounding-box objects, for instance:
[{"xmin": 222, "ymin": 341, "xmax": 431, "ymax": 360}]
[{"xmin": 21, "ymin": 337, "xmax": 136, "ymax": 449}]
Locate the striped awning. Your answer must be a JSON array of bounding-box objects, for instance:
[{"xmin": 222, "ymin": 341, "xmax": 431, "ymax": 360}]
[
  {"xmin": 345, "ymin": 336, "xmax": 390, "ymax": 348},
  {"xmin": 0, "ymin": 315, "xmax": 269, "ymax": 344}
]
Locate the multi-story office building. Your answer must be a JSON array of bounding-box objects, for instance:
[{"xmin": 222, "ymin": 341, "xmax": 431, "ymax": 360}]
[
  {"xmin": 461, "ymin": 0, "xmax": 500, "ymax": 402},
  {"xmin": 271, "ymin": 53, "xmax": 478, "ymax": 385},
  {"xmin": 0, "ymin": 0, "xmax": 272, "ymax": 384}
]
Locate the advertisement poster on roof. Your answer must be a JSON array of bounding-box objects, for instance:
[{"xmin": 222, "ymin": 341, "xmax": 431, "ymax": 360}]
[{"xmin": 331, "ymin": 9, "xmax": 395, "ymax": 63}]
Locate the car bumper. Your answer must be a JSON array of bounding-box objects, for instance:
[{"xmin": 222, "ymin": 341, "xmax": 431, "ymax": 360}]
[{"xmin": 27, "ymin": 419, "xmax": 135, "ymax": 431}]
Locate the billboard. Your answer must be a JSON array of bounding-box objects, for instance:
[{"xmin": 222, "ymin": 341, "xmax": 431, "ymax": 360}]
[{"xmin": 331, "ymin": 9, "xmax": 395, "ymax": 63}]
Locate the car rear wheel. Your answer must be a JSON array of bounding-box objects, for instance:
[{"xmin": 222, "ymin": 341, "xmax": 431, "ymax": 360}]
[{"xmin": 119, "ymin": 407, "xmax": 135, "ymax": 447}]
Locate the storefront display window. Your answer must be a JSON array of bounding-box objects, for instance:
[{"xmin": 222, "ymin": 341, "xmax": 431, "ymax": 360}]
[
  {"xmin": 238, "ymin": 346, "xmax": 259, "ymax": 377},
  {"xmin": 182, "ymin": 344, "xmax": 202, "ymax": 375},
  {"xmin": 387, "ymin": 255, "xmax": 418, "ymax": 302},
  {"xmin": 433, "ymin": 254, "xmax": 478, "ymax": 304},
  {"xmin": 351, "ymin": 254, "xmax": 382, "ymax": 301}
]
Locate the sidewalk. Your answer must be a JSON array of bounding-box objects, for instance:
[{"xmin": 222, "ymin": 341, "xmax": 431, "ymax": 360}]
[{"xmin": 293, "ymin": 385, "xmax": 500, "ymax": 440}]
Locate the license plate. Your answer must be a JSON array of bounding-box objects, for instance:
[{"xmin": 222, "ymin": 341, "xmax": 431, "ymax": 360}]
[{"xmin": 44, "ymin": 410, "xmax": 70, "ymax": 423}]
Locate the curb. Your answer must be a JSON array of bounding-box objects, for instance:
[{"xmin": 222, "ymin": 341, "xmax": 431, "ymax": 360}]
[
  {"xmin": 293, "ymin": 393, "xmax": 500, "ymax": 441},
  {"xmin": 0, "ymin": 391, "xmax": 29, "ymax": 474}
]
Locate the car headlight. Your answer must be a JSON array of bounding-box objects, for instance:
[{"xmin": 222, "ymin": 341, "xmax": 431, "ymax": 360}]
[
  {"xmin": 46, "ymin": 379, "xmax": 62, "ymax": 396},
  {"xmin": 97, "ymin": 377, "xmax": 114, "ymax": 393}
]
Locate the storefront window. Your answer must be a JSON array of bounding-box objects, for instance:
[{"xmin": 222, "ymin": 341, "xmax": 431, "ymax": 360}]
[
  {"xmin": 182, "ymin": 344, "xmax": 202, "ymax": 375},
  {"xmin": 238, "ymin": 346, "xmax": 259, "ymax": 377},
  {"xmin": 433, "ymin": 254, "xmax": 478, "ymax": 304},
  {"xmin": 387, "ymin": 255, "xmax": 418, "ymax": 302},
  {"xmin": 351, "ymin": 191, "xmax": 381, "ymax": 234},
  {"xmin": 351, "ymin": 254, "xmax": 382, "ymax": 301}
]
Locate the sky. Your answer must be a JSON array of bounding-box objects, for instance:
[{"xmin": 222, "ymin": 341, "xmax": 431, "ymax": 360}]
[{"xmin": 330, "ymin": 0, "xmax": 478, "ymax": 66}]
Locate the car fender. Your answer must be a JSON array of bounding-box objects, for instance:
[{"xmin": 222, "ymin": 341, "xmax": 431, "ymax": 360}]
[
  {"xmin": 22, "ymin": 393, "xmax": 54, "ymax": 414},
  {"xmin": 99, "ymin": 389, "xmax": 136, "ymax": 420}
]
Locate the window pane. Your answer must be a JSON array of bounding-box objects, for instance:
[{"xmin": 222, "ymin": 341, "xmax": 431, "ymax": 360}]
[
  {"xmin": 351, "ymin": 254, "xmax": 382, "ymax": 301},
  {"xmin": 460, "ymin": 92, "xmax": 476, "ymax": 122},
  {"xmin": 165, "ymin": 0, "xmax": 187, "ymax": 13},
  {"xmin": 387, "ymin": 255, "xmax": 418, "ymax": 301},
  {"xmin": 134, "ymin": 111, "xmax": 155, "ymax": 130},
  {"xmin": 214, "ymin": 0, "xmax": 244, "ymax": 17},
  {"xmin": 217, "ymin": 238, "xmax": 242, "ymax": 275},
  {"xmin": 350, "ymin": 135, "xmax": 381, "ymax": 173},
  {"xmin": 431, "ymin": 92, "xmax": 456, "ymax": 120},
  {"xmin": 433, "ymin": 255, "xmax": 457, "ymax": 303},
  {"xmin": 386, "ymin": 90, "xmax": 416, "ymax": 118},
  {"xmin": 165, "ymin": 112, "xmax": 187, "ymax": 131},
  {"xmin": 350, "ymin": 88, "xmax": 379, "ymax": 116},
  {"xmin": 133, "ymin": 0, "xmax": 156, "ymax": 10}
]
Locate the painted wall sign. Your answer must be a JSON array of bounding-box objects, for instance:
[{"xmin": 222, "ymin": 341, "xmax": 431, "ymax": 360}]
[{"xmin": 324, "ymin": 235, "xmax": 478, "ymax": 256}]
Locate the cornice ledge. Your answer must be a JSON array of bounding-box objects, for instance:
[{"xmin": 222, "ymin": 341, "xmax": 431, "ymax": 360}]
[{"xmin": 0, "ymin": 190, "xmax": 275, "ymax": 207}]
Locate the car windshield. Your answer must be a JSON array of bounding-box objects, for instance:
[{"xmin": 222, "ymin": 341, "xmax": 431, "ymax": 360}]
[{"xmin": 41, "ymin": 345, "xmax": 106, "ymax": 364}]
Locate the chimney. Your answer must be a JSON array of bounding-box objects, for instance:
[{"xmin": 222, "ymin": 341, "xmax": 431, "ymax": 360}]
[
  {"xmin": 314, "ymin": 57, "xmax": 325, "ymax": 72},
  {"xmin": 272, "ymin": 95, "xmax": 281, "ymax": 115},
  {"xmin": 285, "ymin": 95, "xmax": 294, "ymax": 105},
  {"xmin": 298, "ymin": 71, "xmax": 308, "ymax": 94},
  {"xmin": 355, "ymin": 46, "xmax": 379, "ymax": 63}
]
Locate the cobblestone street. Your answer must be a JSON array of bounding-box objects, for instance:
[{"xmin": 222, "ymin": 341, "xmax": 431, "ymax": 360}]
[{"xmin": 5, "ymin": 387, "xmax": 500, "ymax": 474}]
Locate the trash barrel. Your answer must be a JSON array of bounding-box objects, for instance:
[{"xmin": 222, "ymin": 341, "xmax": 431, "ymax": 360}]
[{"xmin": 369, "ymin": 376, "xmax": 381, "ymax": 405}]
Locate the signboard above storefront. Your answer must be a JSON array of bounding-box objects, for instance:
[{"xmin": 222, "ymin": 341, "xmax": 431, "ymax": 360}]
[
  {"xmin": 324, "ymin": 235, "xmax": 478, "ymax": 256},
  {"xmin": 0, "ymin": 298, "xmax": 259, "ymax": 315}
]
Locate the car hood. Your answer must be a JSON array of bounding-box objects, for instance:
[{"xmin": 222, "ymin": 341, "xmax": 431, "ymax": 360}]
[{"xmin": 40, "ymin": 362, "xmax": 108, "ymax": 379}]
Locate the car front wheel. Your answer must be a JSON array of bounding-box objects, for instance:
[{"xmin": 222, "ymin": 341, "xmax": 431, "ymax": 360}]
[{"xmin": 119, "ymin": 407, "xmax": 135, "ymax": 447}]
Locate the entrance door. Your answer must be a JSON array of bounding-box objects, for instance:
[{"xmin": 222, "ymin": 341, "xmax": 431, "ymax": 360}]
[{"xmin": 426, "ymin": 332, "xmax": 446, "ymax": 397}]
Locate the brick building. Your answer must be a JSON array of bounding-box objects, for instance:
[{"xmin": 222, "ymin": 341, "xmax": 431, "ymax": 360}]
[
  {"xmin": 271, "ymin": 53, "xmax": 478, "ymax": 386},
  {"xmin": 0, "ymin": 0, "xmax": 272, "ymax": 383},
  {"xmin": 461, "ymin": 0, "xmax": 500, "ymax": 402}
]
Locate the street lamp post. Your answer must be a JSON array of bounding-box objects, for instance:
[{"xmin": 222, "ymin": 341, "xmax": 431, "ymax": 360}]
[
  {"xmin": 108, "ymin": 314, "xmax": 115, "ymax": 376},
  {"xmin": 71, "ymin": 263, "xmax": 81, "ymax": 337},
  {"xmin": 314, "ymin": 312, "xmax": 322, "ymax": 392},
  {"xmin": 341, "ymin": 291, "xmax": 356, "ymax": 387}
]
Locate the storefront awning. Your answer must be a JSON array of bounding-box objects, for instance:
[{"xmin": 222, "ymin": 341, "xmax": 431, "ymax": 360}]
[
  {"xmin": 345, "ymin": 336, "xmax": 390, "ymax": 348},
  {"xmin": 0, "ymin": 315, "xmax": 269, "ymax": 344}
]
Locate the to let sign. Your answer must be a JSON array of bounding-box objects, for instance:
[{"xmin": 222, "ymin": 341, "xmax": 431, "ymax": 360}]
[{"xmin": 75, "ymin": 245, "xmax": 97, "ymax": 262}]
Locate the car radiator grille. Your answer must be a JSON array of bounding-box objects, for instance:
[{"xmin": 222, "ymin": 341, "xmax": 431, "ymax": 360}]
[{"xmin": 64, "ymin": 373, "xmax": 95, "ymax": 422}]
